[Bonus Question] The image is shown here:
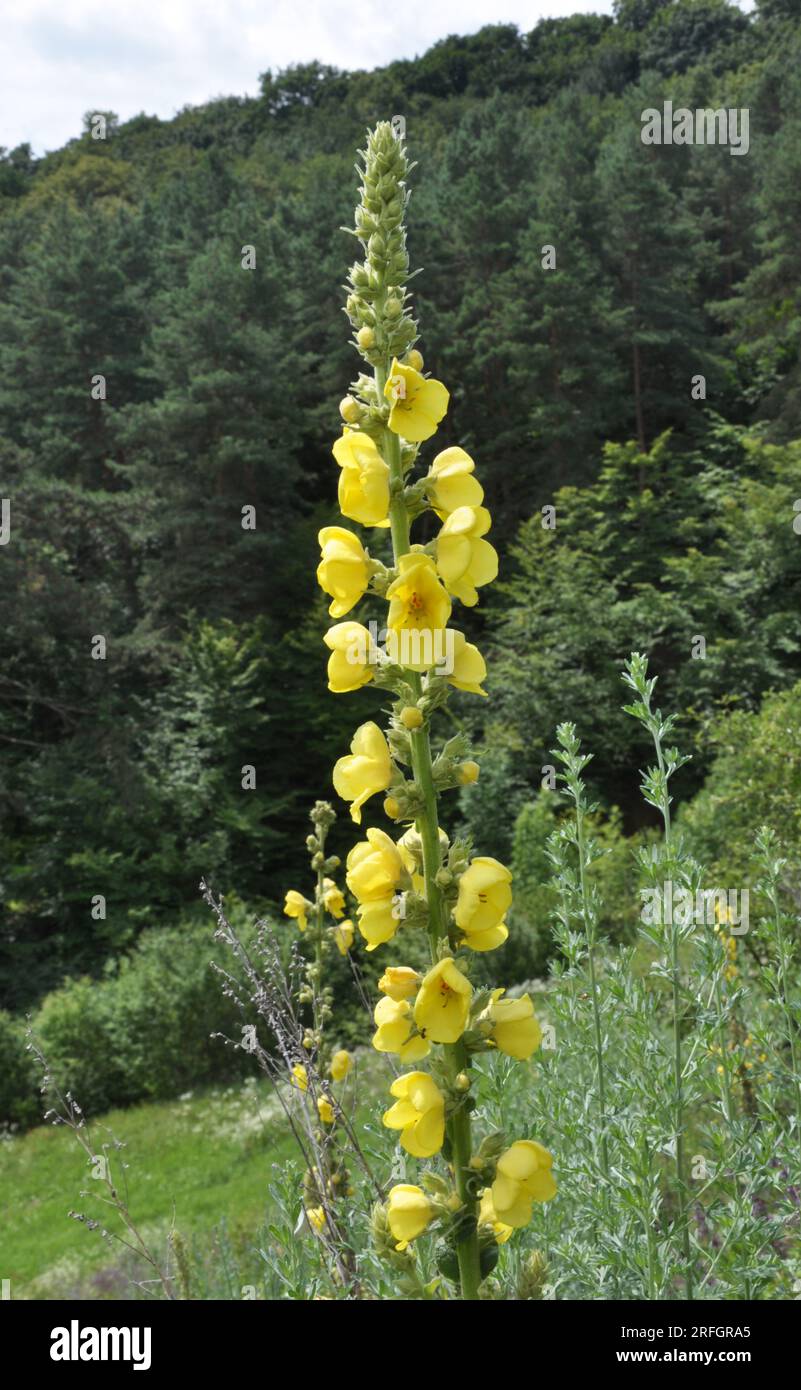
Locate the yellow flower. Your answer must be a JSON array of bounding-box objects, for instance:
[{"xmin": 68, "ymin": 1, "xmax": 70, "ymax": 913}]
[
  {"xmin": 317, "ymin": 1095, "xmax": 335, "ymax": 1126},
  {"xmin": 413, "ymin": 957, "xmax": 472, "ymax": 1044},
  {"xmin": 453, "ymin": 856, "xmax": 512, "ymax": 951},
  {"xmin": 384, "ymin": 357, "xmax": 449, "ymax": 442},
  {"xmin": 330, "ymin": 1049, "xmax": 352, "ymax": 1082},
  {"xmin": 427, "ymin": 447, "xmax": 484, "ymax": 518},
  {"xmin": 481, "ymin": 990, "xmax": 542, "ymax": 1060},
  {"xmin": 291, "ymin": 1064, "xmax": 308, "ymax": 1093},
  {"xmin": 447, "ymin": 630, "xmax": 488, "ymax": 697},
  {"xmin": 323, "ymin": 620, "xmax": 375, "ymax": 693},
  {"xmin": 346, "ymin": 828, "xmax": 404, "ymax": 903},
  {"xmin": 356, "ymin": 896, "xmax": 401, "ymax": 951},
  {"xmin": 372, "ymin": 995, "xmax": 430, "ymax": 1061},
  {"xmin": 491, "ymin": 1140, "xmax": 557, "ymax": 1228},
  {"xmin": 331, "ymin": 919, "xmax": 355, "ymax": 955},
  {"xmin": 383, "ymin": 1071, "xmax": 445, "ymax": 1158},
  {"xmin": 317, "ymin": 526, "xmax": 369, "ymax": 618},
  {"xmin": 479, "ymin": 1188, "xmax": 514, "ymax": 1244},
  {"xmin": 386, "ymin": 552, "xmax": 451, "ymax": 637},
  {"xmin": 332, "ymin": 432, "xmax": 390, "ymax": 526},
  {"xmin": 284, "ymin": 890, "xmax": 311, "ymax": 932},
  {"xmin": 322, "ymin": 878, "xmax": 345, "ymax": 918},
  {"xmin": 436, "ymin": 506, "xmax": 498, "ymax": 606},
  {"xmin": 386, "ymin": 1184, "xmax": 434, "ymax": 1248},
  {"xmin": 306, "ymin": 1205, "xmax": 326, "ymax": 1234},
  {"xmin": 378, "ymin": 966, "xmax": 421, "ymax": 1000},
  {"xmin": 333, "ymin": 721, "xmax": 392, "ymax": 823}
]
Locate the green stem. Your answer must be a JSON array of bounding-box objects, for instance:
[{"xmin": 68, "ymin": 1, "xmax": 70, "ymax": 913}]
[
  {"xmin": 713, "ymin": 970, "xmax": 734, "ymax": 1126},
  {"xmin": 655, "ymin": 742, "xmax": 693, "ymax": 1300},
  {"xmin": 312, "ymin": 825, "xmax": 327, "ymax": 1048},
  {"xmin": 575, "ymin": 797, "xmax": 609, "ymax": 1180},
  {"xmin": 769, "ymin": 882, "xmax": 801, "ymax": 1125},
  {"xmin": 375, "ymin": 353, "xmax": 481, "ymax": 1301}
]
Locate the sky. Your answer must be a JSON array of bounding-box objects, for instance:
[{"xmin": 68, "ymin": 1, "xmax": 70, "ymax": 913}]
[{"xmin": 2, "ymin": 0, "xmax": 622, "ymax": 156}]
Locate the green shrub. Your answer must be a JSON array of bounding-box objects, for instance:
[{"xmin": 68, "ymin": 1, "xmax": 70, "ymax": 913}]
[
  {"xmin": 0, "ymin": 1009, "xmax": 39, "ymax": 1128},
  {"xmin": 26, "ymin": 908, "xmax": 262, "ymax": 1124},
  {"xmin": 679, "ymin": 681, "xmax": 801, "ymax": 886}
]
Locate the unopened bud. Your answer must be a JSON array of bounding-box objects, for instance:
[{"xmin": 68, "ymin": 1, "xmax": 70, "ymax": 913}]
[
  {"xmin": 400, "ymin": 706, "xmax": 423, "ymax": 730},
  {"xmin": 385, "ymin": 297, "xmax": 402, "ymax": 317},
  {"xmin": 518, "ymin": 1249, "xmax": 549, "ymax": 1301},
  {"xmin": 454, "ymin": 1072, "xmax": 470, "ymax": 1092},
  {"xmin": 383, "ymin": 796, "xmax": 401, "ymax": 820},
  {"xmin": 357, "ymin": 326, "xmax": 375, "ymax": 350},
  {"xmin": 405, "ymin": 349, "xmax": 423, "ymax": 371},
  {"xmin": 458, "ymin": 760, "xmax": 480, "ymax": 785},
  {"xmin": 339, "ymin": 395, "xmax": 362, "ymax": 423}
]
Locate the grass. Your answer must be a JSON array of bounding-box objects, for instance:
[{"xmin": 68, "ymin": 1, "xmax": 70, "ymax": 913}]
[{"xmin": 0, "ymin": 1076, "xmax": 299, "ymax": 1300}]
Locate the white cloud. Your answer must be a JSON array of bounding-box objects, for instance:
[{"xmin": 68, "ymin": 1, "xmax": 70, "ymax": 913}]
[{"xmin": 2, "ymin": 0, "xmax": 619, "ymax": 155}]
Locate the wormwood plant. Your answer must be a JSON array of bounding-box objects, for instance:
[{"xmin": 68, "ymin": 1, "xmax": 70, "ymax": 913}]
[
  {"xmin": 310, "ymin": 122, "xmax": 556, "ymax": 1299},
  {"xmin": 525, "ymin": 653, "xmax": 801, "ymax": 1300}
]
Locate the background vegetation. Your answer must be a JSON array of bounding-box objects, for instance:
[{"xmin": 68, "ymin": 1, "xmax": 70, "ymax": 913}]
[{"xmin": 2, "ymin": 0, "xmax": 800, "ymax": 1139}]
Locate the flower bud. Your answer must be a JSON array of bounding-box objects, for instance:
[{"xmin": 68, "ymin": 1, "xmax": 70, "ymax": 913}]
[
  {"xmin": 458, "ymin": 760, "xmax": 480, "ymax": 785},
  {"xmin": 518, "ymin": 1249, "xmax": 549, "ymax": 1301},
  {"xmin": 454, "ymin": 1072, "xmax": 470, "ymax": 1093},
  {"xmin": 339, "ymin": 395, "xmax": 362, "ymax": 423},
  {"xmin": 383, "ymin": 796, "xmax": 401, "ymax": 820},
  {"xmin": 385, "ymin": 297, "xmax": 403, "ymax": 317},
  {"xmin": 405, "ymin": 349, "xmax": 423, "ymax": 371},
  {"xmin": 399, "ymin": 706, "xmax": 423, "ymax": 730},
  {"xmin": 357, "ymin": 326, "xmax": 375, "ymax": 350}
]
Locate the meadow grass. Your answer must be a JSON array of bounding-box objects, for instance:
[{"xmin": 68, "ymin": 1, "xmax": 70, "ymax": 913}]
[{"xmin": 0, "ymin": 1077, "xmax": 297, "ymax": 1299}]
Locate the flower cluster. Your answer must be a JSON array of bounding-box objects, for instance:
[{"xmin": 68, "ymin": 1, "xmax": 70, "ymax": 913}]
[{"xmin": 315, "ymin": 123, "xmax": 556, "ymax": 1297}]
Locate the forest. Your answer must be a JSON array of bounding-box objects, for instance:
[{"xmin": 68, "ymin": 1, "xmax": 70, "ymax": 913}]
[{"xmin": 1, "ymin": 0, "xmax": 800, "ymax": 1128}]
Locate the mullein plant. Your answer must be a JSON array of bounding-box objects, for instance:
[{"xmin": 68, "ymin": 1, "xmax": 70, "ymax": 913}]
[{"xmin": 314, "ymin": 122, "xmax": 556, "ymax": 1300}]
